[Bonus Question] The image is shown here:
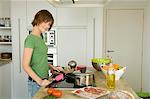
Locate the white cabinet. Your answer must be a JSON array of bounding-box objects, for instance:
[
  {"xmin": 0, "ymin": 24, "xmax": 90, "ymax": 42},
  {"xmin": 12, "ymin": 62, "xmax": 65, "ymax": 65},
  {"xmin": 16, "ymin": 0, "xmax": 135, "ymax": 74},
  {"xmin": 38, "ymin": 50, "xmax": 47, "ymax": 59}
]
[
  {"xmin": 56, "ymin": 8, "xmax": 89, "ymax": 66},
  {"xmin": 11, "ymin": 0, "xmax": 28, "ymax": 99},
  {"xmin": 57, "ymin": 28, "xmax": 87, "ymax": 66},
  {"xmin": 0, "ymin": 27, "xmax": 11, "ymax": 45},
  {"xmin": 57, "ymin": 7, "xmax": 104, "ymax": 66},
  {"xmin": 26, "ymin": 0, "xmax": 57, "ymax": 27},
  {"xmin": 0, "ymin": 27, "xmax": 12, "ymax": 53},
  {"xmin": 56, "ymin": 8, "xmax": 87, "ymax": 27},
  {"xmin": 0, "ymin": 63, "xmax": 11, "ymax": 99}
]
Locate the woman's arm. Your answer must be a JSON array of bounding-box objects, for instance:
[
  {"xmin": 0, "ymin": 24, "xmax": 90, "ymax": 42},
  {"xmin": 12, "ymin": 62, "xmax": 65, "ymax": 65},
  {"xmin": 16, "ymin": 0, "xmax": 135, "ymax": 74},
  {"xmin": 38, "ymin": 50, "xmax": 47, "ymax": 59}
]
[
  {"xmin": 48, "ymin": 64, "xmax": 60, "ymax": 72},
  {"xmin": 22, "ymin": 48, "xmax": 50, "ymax": 86}
]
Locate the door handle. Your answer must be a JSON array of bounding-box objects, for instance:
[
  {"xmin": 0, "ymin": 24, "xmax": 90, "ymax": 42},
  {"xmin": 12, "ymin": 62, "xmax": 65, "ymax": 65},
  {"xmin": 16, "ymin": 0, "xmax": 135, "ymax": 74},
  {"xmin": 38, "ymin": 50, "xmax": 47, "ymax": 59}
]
[
  {"xmin": 18, "ymin": 18, "xmax": 21, "ymax": 73},
  {"xmin": 107, "ymin": 50, "xmax": 115, "ymax": 53}
]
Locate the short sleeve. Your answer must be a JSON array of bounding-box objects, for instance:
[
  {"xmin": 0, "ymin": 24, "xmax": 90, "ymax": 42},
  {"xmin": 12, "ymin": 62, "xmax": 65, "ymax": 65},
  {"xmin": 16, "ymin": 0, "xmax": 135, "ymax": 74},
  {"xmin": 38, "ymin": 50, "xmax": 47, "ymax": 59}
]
[{"xmin": 24, "ymin": 36, "xmax": 35, "ymax": 48}]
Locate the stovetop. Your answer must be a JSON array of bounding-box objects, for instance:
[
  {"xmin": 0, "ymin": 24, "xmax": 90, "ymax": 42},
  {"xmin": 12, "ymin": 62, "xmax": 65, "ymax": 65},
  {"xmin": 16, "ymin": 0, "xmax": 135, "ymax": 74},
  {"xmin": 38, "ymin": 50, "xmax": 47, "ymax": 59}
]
[
  {"xmin": 51, "ymin": 80, "xmax": 75, "ymax": 88},
  {"xmin": 50, "ymin": 74, "xmax": 96, "ymax": 88}
]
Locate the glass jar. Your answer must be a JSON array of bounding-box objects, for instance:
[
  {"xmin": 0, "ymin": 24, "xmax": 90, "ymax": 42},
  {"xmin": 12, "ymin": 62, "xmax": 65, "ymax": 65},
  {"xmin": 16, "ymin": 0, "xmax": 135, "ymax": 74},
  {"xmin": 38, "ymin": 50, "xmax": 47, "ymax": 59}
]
[
  {"xmin": 106, "ymin": 63, "xmax": 115, "ymax": 89},
  {"xmin": 0, "ymin": 18, "xmax": 5, "ymax": 27},
  {"xmin": 4, "ymin": 17, "xmax": 11, "ymax": 27}
]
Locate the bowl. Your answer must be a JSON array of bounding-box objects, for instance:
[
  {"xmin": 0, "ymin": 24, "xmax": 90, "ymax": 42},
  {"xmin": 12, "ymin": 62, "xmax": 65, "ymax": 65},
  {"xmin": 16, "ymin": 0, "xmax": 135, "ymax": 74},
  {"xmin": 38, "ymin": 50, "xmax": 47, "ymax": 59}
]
[
  {"xmin": 1, "ymin": 52, "xmax": 12, "ymax": 59},
  {"xmin": 100, "ymin": 66, "xmax": 126, "ymax": 80},
  {"xmin": 91, "ymin": 58, "xmax": 111, "ymax": 71},
  {"xmin": 91, "ymin": 62, "xmax": 101, "ymax": 71}
]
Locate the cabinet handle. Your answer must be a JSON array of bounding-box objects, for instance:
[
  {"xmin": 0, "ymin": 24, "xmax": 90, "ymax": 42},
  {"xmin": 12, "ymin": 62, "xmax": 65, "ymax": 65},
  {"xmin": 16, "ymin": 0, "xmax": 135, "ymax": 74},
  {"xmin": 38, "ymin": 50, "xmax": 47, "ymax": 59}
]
[{"xmin": 18, "ymin": 18, "xmax": 21, "ymax": 73}]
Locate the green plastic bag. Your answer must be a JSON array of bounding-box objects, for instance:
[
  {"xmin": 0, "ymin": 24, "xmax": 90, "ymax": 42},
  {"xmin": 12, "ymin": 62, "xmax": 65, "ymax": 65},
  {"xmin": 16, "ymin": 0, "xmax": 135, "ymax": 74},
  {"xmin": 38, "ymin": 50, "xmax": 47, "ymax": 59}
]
[{"xmin": 136, "ymin": 92, "xmax": 150, "ymax": 99}]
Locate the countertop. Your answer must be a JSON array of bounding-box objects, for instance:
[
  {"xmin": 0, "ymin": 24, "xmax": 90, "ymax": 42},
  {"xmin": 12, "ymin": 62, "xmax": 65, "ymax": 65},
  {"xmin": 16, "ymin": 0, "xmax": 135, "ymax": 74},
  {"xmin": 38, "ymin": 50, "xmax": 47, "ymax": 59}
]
[{"xmin": 33, "ymin": 70, "xmax": 140, "ymax": 99}]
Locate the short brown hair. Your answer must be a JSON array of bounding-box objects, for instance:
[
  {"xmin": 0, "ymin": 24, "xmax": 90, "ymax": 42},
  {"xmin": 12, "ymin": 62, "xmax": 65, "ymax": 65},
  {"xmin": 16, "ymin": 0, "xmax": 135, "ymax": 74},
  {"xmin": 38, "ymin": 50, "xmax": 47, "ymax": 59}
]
[{"xmin": 32, "ymin": 10, "xmax": 54, "ymax": 29}]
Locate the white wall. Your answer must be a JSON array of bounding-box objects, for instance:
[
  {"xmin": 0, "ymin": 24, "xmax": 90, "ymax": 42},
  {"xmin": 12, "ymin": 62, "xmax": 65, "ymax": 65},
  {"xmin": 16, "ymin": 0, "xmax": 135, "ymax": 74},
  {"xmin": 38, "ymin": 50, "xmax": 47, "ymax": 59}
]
[
  {"xmin": 0, "ymin": 0, "xmax": 10, "ymax": 17},
  {"xmin": 142, "ymin": 1, "xmax": 150, "ymax": 92}
]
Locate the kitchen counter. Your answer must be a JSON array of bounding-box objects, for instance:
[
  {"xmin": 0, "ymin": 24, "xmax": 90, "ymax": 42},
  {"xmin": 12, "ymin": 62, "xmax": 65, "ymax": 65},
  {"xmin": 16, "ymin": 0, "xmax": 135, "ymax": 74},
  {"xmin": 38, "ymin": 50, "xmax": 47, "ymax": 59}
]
[{"xmin": 33, "ymin": 70, "xmax": 140, "ymax": 99}]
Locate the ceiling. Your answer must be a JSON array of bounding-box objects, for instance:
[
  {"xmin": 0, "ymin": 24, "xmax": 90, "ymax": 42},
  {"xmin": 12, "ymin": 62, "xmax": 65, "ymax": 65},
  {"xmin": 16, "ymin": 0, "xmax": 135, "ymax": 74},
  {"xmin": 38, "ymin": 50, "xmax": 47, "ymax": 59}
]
[{"xmin": 48, "ymin": 0, "xmax": 148, "ymax": 7}]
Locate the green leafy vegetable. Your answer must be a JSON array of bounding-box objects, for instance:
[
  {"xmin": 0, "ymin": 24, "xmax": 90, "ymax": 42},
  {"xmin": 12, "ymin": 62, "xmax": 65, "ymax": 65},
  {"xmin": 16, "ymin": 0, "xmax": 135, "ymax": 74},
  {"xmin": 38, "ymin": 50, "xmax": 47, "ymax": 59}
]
[
  {"xmin": 91, "ymin": 58, "xmax": 111, "ymax": 65},
  {"xmin": 44, "ymin": 95, "xmax": 56, "ymax": 99}
]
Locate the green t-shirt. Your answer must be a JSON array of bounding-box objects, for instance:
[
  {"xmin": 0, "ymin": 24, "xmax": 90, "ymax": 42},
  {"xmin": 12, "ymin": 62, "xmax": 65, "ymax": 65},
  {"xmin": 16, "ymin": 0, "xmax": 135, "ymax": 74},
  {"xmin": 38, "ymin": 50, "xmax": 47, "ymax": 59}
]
[{"xmin": 24, "ymin": 34, "xmax": 49, "ymax": 79}]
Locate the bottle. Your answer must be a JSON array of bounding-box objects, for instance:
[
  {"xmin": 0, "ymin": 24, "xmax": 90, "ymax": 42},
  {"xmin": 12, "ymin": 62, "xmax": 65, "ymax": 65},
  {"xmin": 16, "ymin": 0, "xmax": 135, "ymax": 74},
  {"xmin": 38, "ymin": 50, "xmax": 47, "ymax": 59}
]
[
  {"xmin": 0, "ymin": 18, "xmax": 5, "ymax": 26},
  {"xmin": 4, "ymin": 17, "xmax": 10, "ymax": 27},
  {"xmin": 106, "ymin": 63, "xmax": 115, "ymax": 89},
  {"xmin": 0, "ymin": 35, "xmax": 2, "ymax": 42}
]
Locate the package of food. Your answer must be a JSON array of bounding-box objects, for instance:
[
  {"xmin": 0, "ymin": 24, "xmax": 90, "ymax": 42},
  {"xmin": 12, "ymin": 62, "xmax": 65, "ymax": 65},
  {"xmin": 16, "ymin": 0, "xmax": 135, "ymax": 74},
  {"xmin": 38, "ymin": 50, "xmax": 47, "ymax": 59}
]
[{"xmin": 72, "ymin": 87, "xmax": 110, "ymax": 99}]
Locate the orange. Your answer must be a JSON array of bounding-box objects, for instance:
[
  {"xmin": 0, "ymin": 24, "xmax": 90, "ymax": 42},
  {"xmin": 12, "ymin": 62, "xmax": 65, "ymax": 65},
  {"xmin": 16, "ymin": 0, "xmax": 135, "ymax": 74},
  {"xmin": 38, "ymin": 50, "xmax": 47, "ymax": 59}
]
[
  {"xmin": 113, "ymin": 64, "xmax": 119, "ymax": 70},
  {"xmin": 102, "ymin": 65, "xmax": 109, "ymax": 70}
]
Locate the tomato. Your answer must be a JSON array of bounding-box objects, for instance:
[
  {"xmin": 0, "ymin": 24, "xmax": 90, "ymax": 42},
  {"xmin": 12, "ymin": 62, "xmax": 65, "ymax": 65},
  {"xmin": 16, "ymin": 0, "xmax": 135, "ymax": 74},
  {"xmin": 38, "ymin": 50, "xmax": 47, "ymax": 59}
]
[
  {"xmin": 47, "ymin": 88, "xmax": 55, "ymax": 95},
  {"xmin": 52, "ymin": 90, "xmax": 62, "ymax": 97}
]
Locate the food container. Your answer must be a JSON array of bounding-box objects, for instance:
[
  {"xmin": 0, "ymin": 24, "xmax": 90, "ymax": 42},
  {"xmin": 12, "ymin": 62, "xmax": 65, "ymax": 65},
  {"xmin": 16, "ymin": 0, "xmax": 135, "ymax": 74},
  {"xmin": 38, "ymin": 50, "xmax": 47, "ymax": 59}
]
[
  {"xmin": 74, "ymin": 73, "xmax": 95, "ymax": 87},
  {"xmin": 100, "ymin": 66, "xmax": 126, "ymax": 80}
]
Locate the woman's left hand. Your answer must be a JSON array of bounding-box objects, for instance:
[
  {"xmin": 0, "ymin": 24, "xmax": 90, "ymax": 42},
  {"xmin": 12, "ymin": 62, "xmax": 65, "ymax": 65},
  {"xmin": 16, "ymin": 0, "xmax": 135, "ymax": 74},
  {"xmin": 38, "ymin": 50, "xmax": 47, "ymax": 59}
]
[{"xmin": 64, "ymin": 67, "xmax": 75, "ymax": 74}]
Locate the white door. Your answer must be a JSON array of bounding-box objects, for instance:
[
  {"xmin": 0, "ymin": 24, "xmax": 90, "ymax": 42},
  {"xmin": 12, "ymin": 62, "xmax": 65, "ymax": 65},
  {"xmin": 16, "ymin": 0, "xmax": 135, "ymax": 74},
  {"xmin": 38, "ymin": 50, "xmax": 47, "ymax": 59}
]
[{"xmin": 104, "ymin": 9, "xmax": 144, "ymax": 91}]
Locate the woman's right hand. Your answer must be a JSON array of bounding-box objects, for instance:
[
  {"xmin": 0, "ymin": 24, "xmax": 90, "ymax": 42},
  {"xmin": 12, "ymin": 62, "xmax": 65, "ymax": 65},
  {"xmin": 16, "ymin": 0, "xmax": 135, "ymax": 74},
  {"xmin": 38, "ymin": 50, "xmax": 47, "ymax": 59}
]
[{"xmin": 39, "ymin": 79, "xmax": 51, "ymax": 87}]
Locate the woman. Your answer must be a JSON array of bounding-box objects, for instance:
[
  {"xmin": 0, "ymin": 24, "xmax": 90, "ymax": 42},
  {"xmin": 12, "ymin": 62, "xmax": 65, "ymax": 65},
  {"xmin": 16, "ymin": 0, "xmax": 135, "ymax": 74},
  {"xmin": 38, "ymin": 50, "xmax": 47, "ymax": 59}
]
[{"xmin": 22, "ymin": 9, "xmax": 59, "ymax": 97}]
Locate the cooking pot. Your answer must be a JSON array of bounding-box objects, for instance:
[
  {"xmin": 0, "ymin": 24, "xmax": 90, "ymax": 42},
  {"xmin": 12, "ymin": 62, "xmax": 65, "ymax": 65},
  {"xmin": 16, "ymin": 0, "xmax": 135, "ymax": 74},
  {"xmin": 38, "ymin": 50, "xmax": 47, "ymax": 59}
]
[
  {"xmin": 68, "ymin": 60, "xmax": 77, "ymax": 69},
  {"xmin": 65, "ymin": 73, "xmax": 76, "ymax": 83},
  {"xmin": 1, "ymin": 52, "xmax": 12, "ymax": 59},
  {"xmin": 74, "ymin": 73, "xmax": 95, "ymax": 87}
]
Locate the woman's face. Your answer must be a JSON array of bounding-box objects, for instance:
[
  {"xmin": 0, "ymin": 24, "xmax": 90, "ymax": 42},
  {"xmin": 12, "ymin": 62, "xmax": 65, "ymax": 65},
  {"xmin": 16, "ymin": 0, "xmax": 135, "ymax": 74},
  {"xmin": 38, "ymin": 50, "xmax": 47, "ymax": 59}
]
[{"xmin": 38, "ymin": 21, "xmax": 52, "ymax": 33}]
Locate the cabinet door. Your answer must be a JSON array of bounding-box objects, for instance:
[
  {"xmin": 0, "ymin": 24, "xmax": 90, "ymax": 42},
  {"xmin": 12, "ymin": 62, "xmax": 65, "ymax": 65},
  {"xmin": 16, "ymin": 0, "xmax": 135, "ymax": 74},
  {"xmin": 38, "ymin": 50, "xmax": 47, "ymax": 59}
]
[
  {"xmin": 57, "ymin": 8, "xmax": 87, "ymax": 26},
  {"xmin": 0, "ymin": 63, "xmax": 11, "ymax": 99},
  {"xmin": 57, "ymin": 28, "xmax": 87, "ymax": 66},
  {"xmin": 11, "ymin": 0, "xmax": 28, "ymax": 99},
  {"xmin": 26, "ymin": 0, "xmax": 57, "ymax": 27}
]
